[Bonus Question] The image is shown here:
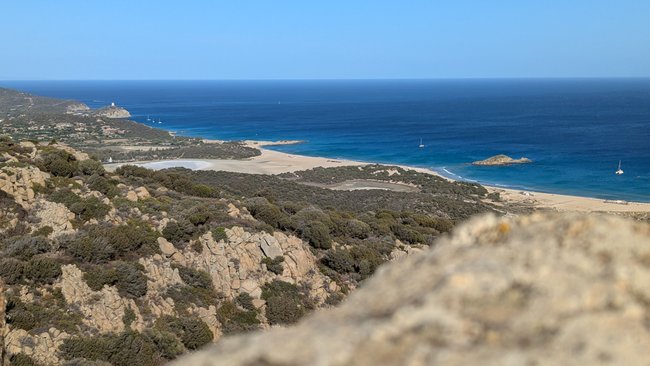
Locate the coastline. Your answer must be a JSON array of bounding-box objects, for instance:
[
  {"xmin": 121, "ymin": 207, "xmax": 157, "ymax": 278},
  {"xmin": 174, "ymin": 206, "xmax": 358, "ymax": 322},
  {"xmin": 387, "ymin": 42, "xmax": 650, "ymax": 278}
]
[{"xmin": 105, "ymin": 140, "xmax": 650, "ymax": 214}]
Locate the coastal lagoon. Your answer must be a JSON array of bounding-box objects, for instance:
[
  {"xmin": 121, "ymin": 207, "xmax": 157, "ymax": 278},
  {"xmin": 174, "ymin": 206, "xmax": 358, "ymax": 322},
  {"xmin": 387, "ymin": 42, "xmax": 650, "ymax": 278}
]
[{"xmin": 5, "ymin": 79, "xmax": 650, "ymax": 201}]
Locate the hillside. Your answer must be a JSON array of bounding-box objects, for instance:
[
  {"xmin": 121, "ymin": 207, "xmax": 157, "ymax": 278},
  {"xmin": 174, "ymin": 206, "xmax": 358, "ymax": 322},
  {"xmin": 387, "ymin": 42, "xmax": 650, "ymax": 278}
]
[
  {"xmin": 0, "ymin": 88, "xmax": 88, "ymax": 115},
  {"xmin": 0, "ymin": 136, "xmax": 500, "ymax": 365},
  {"xmin": 178, "ymin": 212, "xmax": 650, "ymax": 365}
]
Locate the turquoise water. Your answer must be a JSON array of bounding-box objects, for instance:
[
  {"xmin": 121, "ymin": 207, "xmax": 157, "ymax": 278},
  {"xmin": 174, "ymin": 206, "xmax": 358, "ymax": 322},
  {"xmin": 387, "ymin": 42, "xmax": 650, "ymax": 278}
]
[{"xmin": 3, "ymin": 79, "xmax": 650, "ymax": 201}]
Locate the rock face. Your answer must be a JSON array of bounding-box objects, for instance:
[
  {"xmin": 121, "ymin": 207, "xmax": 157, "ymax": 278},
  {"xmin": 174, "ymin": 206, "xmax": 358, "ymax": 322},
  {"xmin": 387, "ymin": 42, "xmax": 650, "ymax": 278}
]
[
  {"xmin": 5, "ymin": 328, "xmax": 69, "ymax": 365},
  {"xmin": 32, "ymin": 199, "xmax": 76, "ymax": 237},
  {"xmin": 472, "ymin": 154, "xmax": 532, "ymax": 166},
  {"xmin": 0, "ymin": 166, "xmax": 49, "ymax": 208},
  {"xmin": 58, "ymin": 265, "xmax": 145, "ymax": 333},
  {"xmin": 176, "ymin": 213, "xmax": 650, "ymax": 366},
  {"xmin": 181, "ymin": 227, "xmax": 335, "ymax": 303}
]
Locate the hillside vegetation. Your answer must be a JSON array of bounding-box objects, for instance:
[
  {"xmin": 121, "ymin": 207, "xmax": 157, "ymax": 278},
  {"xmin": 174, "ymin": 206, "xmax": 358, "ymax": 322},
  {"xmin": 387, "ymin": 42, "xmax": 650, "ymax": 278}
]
[{"xmin": 0, "ymin": 136, "xmax": 499, "ymax": 365}]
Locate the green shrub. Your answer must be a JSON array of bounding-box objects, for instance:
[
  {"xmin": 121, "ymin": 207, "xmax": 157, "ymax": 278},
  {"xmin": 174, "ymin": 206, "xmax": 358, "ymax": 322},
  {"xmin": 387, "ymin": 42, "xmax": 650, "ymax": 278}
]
[
  {"xmin": 41, "ymin": 149, "xmax": 78, "ymax": 177},
  {"xmin": 5, "ymin": 235, "xmax": 51, "ymax": 260},
  {"xmin": 321, "ymin": 250, "xmax": 355, "ymax": 274},
  {"xmin": 87, "ymin": 174, "xmax": 118, "ymax": 198},
  {"xmin": 174, "ymin": 265, "xmax": 213, "ymax": 290},
  {"xmin": 162, "ymin": 220, "xmax": 196, "ymax": 246},
  {"xmin": 143, "ymin": 329, "xmax": 185, "ymax": 360},
  {"xmin": 249, "ymin": 203, "xmax": 289, "ymax": 229},
  {"xmin": 66, "ymin": 234, "xmax": 115, "ymax": 263},
  {"xmin": 0, "ymin": 258, "xmax": 25, "ymax": 284},
  {"xmin": 235, "ymin": 292, "xmax": 256, "ymax": 311},
  {"xmin": 123, "ymin": 306, "xmax": 136, "ymax": 327},
  {"xmin": 9, "ymin": 353, "xmax": 41, "ymax": 366},
  {"xmin": 301, "ymin": 221, "xmax": 332, "ymax": 249},
  {"xmin": 391, "ymin": 224, "xmax": 424, "ymax": 244},
  {"xmin": 69, "ymin": 196, "xmax": 110, "ymax": 222},
  {"xmin": 60, "ymin": 331, "xmax": 158, "ymax": 366},
  {"xmin": 78, "ymin": 159, "xmax": 105, "ymax": 176},
  {"xmin": 113, "ymin": 262, "xmax": 148, "ymax": 299},
  {"xmin": 83, "ymin": 266, "xmax": 119, "ymax": 291},
  {"xmin": 164, "ymin": 285, "xmax": 216, "ymax": 310},
  {"xmin": 261, "ymin": 280, "xmax": 307, "ymax": 325},
  {"xmin": 261, "ymin": 256, "xmax": 284, "ymax": 275},
  {"xmin": 211, "ymin": 227, "xmax": 228, "ymax": 242},
  {"xmin": 33, "ymin": 226, "xmax": 54, "ymax": 237},
  {"xmin": 5, "ymin": 295, "xmax": 81, "ymax": 333},
  {"xmin": 265, "ymin": 296, "xmax": 304, "ymax": 325},
  {"xmin": 25, "ymin": 256, "xmax": 61, "ymax": 284},
  {"xmin": 188, "ymin": 211, "xmax": 210, "ymax": 226},
  {"xmin": 155, "ymin": 316, "xmax": 213, "ymax": 350},
  {"xmin": 216, "ymin": 300, "xmax": 260, "ymax": 334}
]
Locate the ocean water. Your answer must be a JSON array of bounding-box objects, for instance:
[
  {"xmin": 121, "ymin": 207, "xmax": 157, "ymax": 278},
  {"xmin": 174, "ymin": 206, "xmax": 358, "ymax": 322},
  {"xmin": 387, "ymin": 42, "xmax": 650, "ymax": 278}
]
[{"xmin": 3, "ymin": 79, "xmax": 650, "ymax": 202}]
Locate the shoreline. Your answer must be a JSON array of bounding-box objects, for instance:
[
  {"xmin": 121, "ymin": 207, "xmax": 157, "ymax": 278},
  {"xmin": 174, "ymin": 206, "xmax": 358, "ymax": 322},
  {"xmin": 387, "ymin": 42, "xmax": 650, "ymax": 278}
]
[{"xmin": 104, "ymin": 140, "xmax": 650, "ymax": 214}]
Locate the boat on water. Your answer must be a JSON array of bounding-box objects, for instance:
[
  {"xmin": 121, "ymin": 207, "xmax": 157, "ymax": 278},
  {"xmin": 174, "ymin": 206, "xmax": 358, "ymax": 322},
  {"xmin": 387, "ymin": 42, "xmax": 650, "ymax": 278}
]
[
  {"xmin": 615, "ymin": 160, "xmax": 624, "ymax": 175},
  {"xmin": 418, "ymin": 138, "xmax": 425, "ymax": 148},
  {"xmin": 158, "ymin": 118, "xmax": 162, "ymax": 124},
  {"xmin": 146, "ymin": 115, "xmax": 151, "ymax": 121}
]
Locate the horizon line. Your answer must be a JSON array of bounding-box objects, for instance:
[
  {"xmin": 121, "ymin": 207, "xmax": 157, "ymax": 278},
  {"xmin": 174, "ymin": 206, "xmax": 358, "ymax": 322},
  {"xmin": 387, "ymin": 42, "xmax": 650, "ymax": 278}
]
[{"xmin": 2, "ymin": 76, "xmax": 650, "ymax": 82}]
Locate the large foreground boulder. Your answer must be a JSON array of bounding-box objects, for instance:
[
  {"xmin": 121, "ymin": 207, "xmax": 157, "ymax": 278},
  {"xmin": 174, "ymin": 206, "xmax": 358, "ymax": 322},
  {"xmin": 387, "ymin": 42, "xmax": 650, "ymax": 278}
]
[{"xmin": 175, "ymin": 213, "xmax": 650, "ymax": 365}]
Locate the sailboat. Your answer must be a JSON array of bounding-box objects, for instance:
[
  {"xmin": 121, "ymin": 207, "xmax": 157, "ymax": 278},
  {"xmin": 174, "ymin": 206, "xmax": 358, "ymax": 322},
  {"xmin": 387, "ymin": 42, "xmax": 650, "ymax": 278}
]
[
  {"xmin": 615, "ymin": 160, "xmax": 624, "ymax": 175},
  {"xmin": 158, "ymin": 118, "xmax": 162, "ymax": 124},
  {"xmin": 146, "ymin": 115, "xmax": 151, "ymax": 121},
  {"xmin": 418, "ymin": 138, "xmax": 425, "ymax": 148}
]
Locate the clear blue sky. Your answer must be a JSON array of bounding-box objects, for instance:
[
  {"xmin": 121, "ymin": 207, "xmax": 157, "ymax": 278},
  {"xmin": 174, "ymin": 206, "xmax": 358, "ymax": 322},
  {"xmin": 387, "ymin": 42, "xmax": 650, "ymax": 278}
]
[{"xmin": 2, "ymin": 0, "xmax": 649, "ymax": 80}]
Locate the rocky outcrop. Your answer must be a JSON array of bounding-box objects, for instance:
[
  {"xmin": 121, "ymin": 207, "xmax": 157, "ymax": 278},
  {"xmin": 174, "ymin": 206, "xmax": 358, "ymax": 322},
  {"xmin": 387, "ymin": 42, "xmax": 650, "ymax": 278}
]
[
  {"xmin": 181, "ymin": 227, "xmax": 336, "ymax": 302},
  {"xmin": 57, "ymin": 265, "xmax": 145, "ymax": 333},
  {"xmin": 31, "ymin": 199, "xmax": 76, "ymax": 237},
  {"xmin": 472, "ymin": 154, "xmax": 532, "ymax": 166},
  {"xmin": 0, "ymin": 166, "xmax": 49, "ymax": 208},
  {"xmin": 176, "ymin": 213, "xmax": 650, "ymax": 366},
  {"xmin": 5, "ymin": 328, "xmax": 68, "ymax": 365}
]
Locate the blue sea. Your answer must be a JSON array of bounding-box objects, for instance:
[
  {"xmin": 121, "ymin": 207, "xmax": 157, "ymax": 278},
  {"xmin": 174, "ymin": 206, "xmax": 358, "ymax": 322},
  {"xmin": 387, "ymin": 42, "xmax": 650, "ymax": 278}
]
[{"xmin": 3, "ymin": 79, "xmax": 650, "ymax": 202}]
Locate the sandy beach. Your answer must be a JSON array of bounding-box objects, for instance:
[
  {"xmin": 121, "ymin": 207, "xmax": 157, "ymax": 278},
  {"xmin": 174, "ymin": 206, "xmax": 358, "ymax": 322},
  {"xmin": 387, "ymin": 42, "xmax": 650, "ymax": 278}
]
[{"xmin": 105, "ymin": 140, "xmax": 650, "ymax": 214}]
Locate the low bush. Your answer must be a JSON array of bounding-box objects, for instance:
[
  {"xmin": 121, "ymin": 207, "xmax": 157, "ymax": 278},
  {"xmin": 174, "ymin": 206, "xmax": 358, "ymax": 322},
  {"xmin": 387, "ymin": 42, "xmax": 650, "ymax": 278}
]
[
  {"xmin": 174, "ymin": 265, "xmax": 213, "ymax": 290},
  {"xmin": 155, "ymin": 316, "xmax": 213, "ymax": 350},
  {"xmin": 4, "ymin": 235, "xmax": 51, "ymax": 260},
  {"xmin": 83, "ymin": 262, "xmax": 147, "ymax": 298},
  {"xmin": 162, "ymin": 220, "xmax": 196, "ymax": 247},
  {"xmin": 261, "ymin": 256, "xmax": 284, "ymax": 275},
  {"xmin": 9, "ymin": 353, "xmax": 41, "ymax": 366},
  {"xmin": 301, "ymin": 221, "xmax": 332, "ymax": 249},
  {"xmin": 78, "ymin": 159, "xmax": 105, "ymax": 176},
  {"xmin": 60, "ymin": 331, "xmax": 158, "ymax": 366},
  {"xmin": 216, "ymin": 300, "xmax": 260, "ymax": 334},
  {"xmin": 40, "ymin": 149, "xmax": 78, "ymax": 178},
  {"xmin": 211, "ymin": 227, "xmax": 228, "ymax": 242},
  {"xmin": 25, "ymin": 256, "xmax": 61, "ymax": 284},
  {"xmin": 235, "ymin": 292, "xmax": 256, "ymax": 311},
  {"xmin": 33, "ymin": 226, "xmax": 53, "ymax": 237},
  {"xmin": 0, "ymin": 258, "xmax": 25, "ymax": 284},
  {"xmin": 261, "ymin": 280, "xmax": 307, "ymax": 325}
]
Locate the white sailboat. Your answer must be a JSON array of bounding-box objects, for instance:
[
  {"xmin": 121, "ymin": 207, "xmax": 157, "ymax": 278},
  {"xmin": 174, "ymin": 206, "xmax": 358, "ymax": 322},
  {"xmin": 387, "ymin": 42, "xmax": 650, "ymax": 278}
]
[
  {"xmin": 418, "ymin": 138, "xmax": 425, "ymax": 148},
  {"xmin": 158, "ymin": 118, "xmax": 162, "ymax": 124},
  {"xmin": 615, "ymin": 160, "xmax": 624, "ymax": 175},
  {"xmin": 146, "ymin": 115, "xmax": 151, "ymax": 121}
]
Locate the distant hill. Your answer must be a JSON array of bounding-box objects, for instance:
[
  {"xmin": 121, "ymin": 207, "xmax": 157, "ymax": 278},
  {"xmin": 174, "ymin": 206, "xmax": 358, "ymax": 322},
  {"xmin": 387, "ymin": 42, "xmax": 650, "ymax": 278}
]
[{"xmin": 0, "ymin": 87, "xmax": 89, "ymax": 114}]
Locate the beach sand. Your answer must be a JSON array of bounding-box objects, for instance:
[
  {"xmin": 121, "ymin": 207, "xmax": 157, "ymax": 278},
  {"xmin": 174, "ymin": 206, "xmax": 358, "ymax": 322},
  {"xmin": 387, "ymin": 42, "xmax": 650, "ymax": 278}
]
[{"xmin": 105, "ymin": 141, "xmax": 650, "ymax": 214}]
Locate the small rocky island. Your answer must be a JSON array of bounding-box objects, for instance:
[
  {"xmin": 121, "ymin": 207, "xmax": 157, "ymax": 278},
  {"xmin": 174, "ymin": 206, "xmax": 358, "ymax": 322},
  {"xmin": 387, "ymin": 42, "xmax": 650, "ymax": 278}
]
[{"xmin": 472, "ymin": 154, "xmax": 532, "ymax": 166}]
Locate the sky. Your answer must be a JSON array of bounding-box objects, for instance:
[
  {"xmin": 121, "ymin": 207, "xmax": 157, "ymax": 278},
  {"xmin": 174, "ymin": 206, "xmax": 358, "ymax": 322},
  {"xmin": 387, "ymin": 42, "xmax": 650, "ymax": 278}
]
[{"xmin": 1, "ymin": 0, "xmax": 649, "ymax": 80}]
